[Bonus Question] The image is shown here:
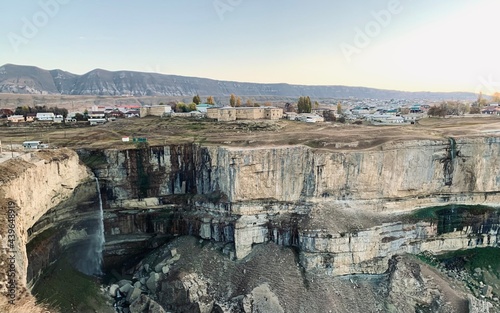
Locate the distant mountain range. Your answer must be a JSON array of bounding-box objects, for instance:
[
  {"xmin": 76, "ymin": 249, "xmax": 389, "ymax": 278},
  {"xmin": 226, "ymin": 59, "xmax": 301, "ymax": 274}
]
[{"xmin": 0, "ymin": 64, "xmax": 477, "ymax": 100}]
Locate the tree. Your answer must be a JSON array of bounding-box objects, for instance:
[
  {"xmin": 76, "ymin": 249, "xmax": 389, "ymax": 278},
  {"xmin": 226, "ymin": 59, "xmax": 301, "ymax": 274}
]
[
  {"xmin": 457, "ymin": 103, "xmax": 469, "ymax": 115},
  {"xmin": 246, "ymin": 99, "xmax": 253, "ymax": 107},
  {"xmin": 336, "ymin": 102, "xmax": 342, "ymax": 115},
  {"xmin": 193, "ymin": 95, "xmax": 201, "ymax": 105},
  {"xmin": 284, "ymin": 102, "xmax": 295, "ymax": 112},
  {"xmin": 469, "ymin": 106, "xmax": 481, "ymax": 114},
  {"xmin": 493, "ymin": 92, "xmax": 500, "ymax": 103},
  {"xmin": 297, "ymin": 96, "xmax": 312, "ymax": 113},
  {"xmin": 229, "ymin": 94, "xmax": 236, "ymax": 107},
  {"xmin": 206, "ymin": 96, "xmax": 215, "ymax": 105},
  {"xmin": 188, "ymin": 103, "xmax": 197, "ymax": 111},
  {"xmin": 475, "ymin": 92, "xmax": 488, "ymax": 107},
  {"xmin": 74, "ymin": 113, "xmax": 86, "ymax": 121},
  {"xmin": 314, "ymin": 101, "xmax": 319, "ymax": 109},
  {"xmin": 236, "ymin": 97, "xmax": 242, "ymax": 107},
  {"xmin": 176, "ymin": 102, "xmax": 187, "ymax": 112}
]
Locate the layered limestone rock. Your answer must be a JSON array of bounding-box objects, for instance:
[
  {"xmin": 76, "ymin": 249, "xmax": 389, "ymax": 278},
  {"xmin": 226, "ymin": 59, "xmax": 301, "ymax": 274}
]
[
  {"xmin": 299, "ymin": 220, "xmax": 499, "ymax": 275},
  {"xmin": 216, "ymin": 138, "xmax": 500, "ymax": 207},
  {"xmin": 0, "ymin": 149, "xmax": 91, "ymax": 309},
  {"xmin": 82, "ymin": 137, "xmax": 500, "ymax": 267},
  {"xmin": 91, "ymin": 138, "xmax": 500, "ymax": 208}
]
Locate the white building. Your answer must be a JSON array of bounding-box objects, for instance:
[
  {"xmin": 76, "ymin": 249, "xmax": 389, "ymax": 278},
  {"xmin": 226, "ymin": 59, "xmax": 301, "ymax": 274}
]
[
  {"xmin": 297, "ymin": 113, "xmax": 324, "ymax": 123},
  {"xmin": 89, "ymin": 118, "xmax": 107, "ymax": 126},
  {"xmin": 36, "ymin": 112, "xmax": 55, "ymax": 121},
  {"xmin": 7, "ymin": 115, "xmax": 25, "ymax": 123}
]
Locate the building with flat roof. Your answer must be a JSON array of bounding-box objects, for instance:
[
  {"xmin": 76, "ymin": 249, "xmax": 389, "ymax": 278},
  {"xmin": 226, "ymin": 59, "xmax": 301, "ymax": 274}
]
[
  {"xmin": 206, "ymin": 107, "xmax": 283, "ymax": 121},
  {"xmin": 139, "ymin": 105, "xmax": 172, "ymax": 117},
  {"xmin": 36, "ymin": 112, "xmax": 55, "ymax": 121}
]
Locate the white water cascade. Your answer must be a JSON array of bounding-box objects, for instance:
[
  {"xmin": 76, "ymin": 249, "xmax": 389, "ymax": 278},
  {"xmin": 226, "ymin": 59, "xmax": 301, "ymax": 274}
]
[
  {"xmin": 76, "ymin": 178, "xmax": 105, "ymax": 275},
  {"xmin": 94, "ymin": 177, "xmax": 105, "ymax": 275}
]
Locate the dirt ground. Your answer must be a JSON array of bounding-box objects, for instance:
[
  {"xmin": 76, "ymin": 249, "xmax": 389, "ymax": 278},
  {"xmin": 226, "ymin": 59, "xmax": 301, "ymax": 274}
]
[{"xmin": 1, "ymin": 115, "xmax": 499, "ymax": 150}]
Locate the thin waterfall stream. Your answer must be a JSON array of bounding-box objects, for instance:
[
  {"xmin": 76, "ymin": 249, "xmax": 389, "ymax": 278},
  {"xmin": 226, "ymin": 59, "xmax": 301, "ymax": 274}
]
[
  {"xmin": 75, "ymin": 177, "xmax": 105, "ymax": 275},
  {"xmin": 94, "ymin": 177, "xmax": 105, "ymax": 275}
]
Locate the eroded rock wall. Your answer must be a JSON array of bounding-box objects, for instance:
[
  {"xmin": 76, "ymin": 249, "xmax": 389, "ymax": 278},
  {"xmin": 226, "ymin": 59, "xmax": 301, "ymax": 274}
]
[
  {"xmin": 93, "ymin": 138, "xmax": 500, "ymax": 209},
  {"xmin": 86, "ymin": 137, "xmax": 500, "ymax": 270},
  {"xmin": 0, "ymin": 149, "xmax": 91, "ymax": 308}
]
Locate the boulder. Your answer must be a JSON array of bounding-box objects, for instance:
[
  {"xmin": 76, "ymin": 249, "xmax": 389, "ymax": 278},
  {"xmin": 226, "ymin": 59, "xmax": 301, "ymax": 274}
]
[
  {"xmin": 482, "ymin": 285, "xmax": 493, "ymax": 298},
  {"xmin": 147, "ymin": 272, "xmax": 160, "ymax": 292},
  {"xmin": 154, "ymin": 262, "xmax": 166, "ymax": 273},
  {"xmin": 118, "ymin": 279, "xmax": 133, "ymax": 287},
  {"xmin": 127, "ymin": 287, "xmax": 143, "ymax": 304},
  {"xmin": 109, "ymin": 284, "xmax": 120, "ymax": 297},
  {"xmin": 119, "ymin": 283, "xmax": 134, "ymax": 295},
  {"xmin": 130, "ymin": 294, "xmax": 167, "ymax": 313}
]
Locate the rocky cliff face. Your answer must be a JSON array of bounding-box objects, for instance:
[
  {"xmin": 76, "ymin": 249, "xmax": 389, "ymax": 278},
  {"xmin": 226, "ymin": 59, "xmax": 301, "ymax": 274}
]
[
  {"xmin": 0, "ymin": 149, "xmax": 91, "ymax": 310},
  {"xmin": 91, "ymin": 138, "xmax": 500, "ymax": 205},
  {"xmin": 2, "ymin": 136, "xmax": 499, "ymax": 312},
  {"xmin": 83, "ymin": 137, "xmax": 500, "ymax": 272}
]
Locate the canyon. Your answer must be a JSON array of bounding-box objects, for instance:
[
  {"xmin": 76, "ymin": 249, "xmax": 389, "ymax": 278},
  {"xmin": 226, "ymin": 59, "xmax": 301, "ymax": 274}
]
[{"xmin": 1, "ymin": 134, "xmax": 500, "ymax": 312}]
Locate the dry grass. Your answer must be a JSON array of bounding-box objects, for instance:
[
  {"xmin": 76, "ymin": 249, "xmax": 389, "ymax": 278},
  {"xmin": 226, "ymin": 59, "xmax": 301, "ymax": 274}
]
[
  {"xmin": 1, "ymin": 115, "xmax": 500, "ymax": 151},
  {"xmin": 0, "ymin": 295, "xmax": 56, "ymax": 313}
]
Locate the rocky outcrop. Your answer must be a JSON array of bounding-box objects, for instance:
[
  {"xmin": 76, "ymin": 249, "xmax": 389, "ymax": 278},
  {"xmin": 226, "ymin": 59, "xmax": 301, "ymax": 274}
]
[
  {"xmin": 113, "ymin": 236, "xmax": 486, "ymax": 313},
  {"xmin": 92, "ymin": 138, "xmax": 500, "ymax": 208},
  {"xmin": 0, "ymin": 149, "xmax": 91, "ymax": 311},
  {"xmin": 84, "ymin": 137, "xmax": 500, "ymax": 263}
]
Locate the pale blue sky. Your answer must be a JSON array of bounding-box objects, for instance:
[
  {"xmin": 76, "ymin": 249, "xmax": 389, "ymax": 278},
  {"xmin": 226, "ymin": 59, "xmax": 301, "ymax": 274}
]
[{"xmin": 1, "ymin": 0, "xmax": 499, "ymax": 93}]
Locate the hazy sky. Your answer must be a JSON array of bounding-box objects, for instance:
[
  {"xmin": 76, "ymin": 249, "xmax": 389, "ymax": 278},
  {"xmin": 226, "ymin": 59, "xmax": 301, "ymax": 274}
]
[{"xmin": 1, "ymin": 0, "xmax": 499, "ymax": 93}]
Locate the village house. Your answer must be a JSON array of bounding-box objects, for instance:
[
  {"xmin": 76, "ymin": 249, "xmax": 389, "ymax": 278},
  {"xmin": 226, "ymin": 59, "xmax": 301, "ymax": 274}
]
[
  {"xmin": 206, "ymin": 107, "xmax": 283, "ymax": 122},
  {"xmin": 36, "ymin": 112, "xmax": 55, "ymax": 121},
  {"xmin": 26, "ymin": 113, "xmax": 37, "ymax": 122},
  {"xmin": 139, "ymin": 105, "xmax": 172, "ymax": 117},
  {"xmin": 88, "ymin": 111, "xmax": 106, "ymax": 119},
  {"xmin": 296, "ymin": 113, "xmax": 325, "ymax": 123},
  {"xmin": 196, "ymin": 103, "xmax": 214, "ymax": 113},
  {"xmin": 88, "ymin": 118, "xmax": 107, "ymax": 126},
  {"xmin": 481, "ymin": 106, "xmax": 500, "ymax": 115},
  {"xmin": 0, "ymin": 108, "xmax": 13, "ymax": 118},
  {"xmin": 7, "ymin": 115, "xmax": 25, "ymax": 123}
]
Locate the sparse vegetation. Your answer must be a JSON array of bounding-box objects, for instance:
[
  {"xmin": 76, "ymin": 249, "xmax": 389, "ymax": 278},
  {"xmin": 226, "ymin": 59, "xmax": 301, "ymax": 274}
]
[
  {"xmin": 1, "ymin": 111, "xmax": 500, "ymax": 152},
  {"xmin": 32, "ymin": 254, "xmax": 111, "ymax": 313}
]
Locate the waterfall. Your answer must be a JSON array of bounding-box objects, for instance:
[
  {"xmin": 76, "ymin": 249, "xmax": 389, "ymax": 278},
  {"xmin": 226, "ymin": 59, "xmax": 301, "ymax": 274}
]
[
  {"xmin": 94, "ymin": 177, "xmax": 105, "ymax": 275},
  {"xmin": 76, "ymin": 178, "xmax": 105, "ymax": 275},
  {"xmin": 449, "ymin": 137, "xmax": 456, "ymax": 163}
]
